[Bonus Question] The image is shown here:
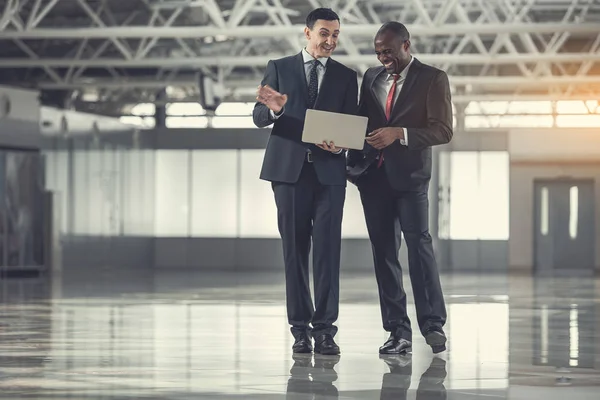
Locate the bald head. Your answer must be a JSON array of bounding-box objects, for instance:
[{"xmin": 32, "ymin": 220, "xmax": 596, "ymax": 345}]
[
  {"xmin": 376, "ymin": 21, "xmax": 410, "ymax": 43},
  {"xmin": 374, "ymin": 22, "xmax": 411, "ymax": 75}
]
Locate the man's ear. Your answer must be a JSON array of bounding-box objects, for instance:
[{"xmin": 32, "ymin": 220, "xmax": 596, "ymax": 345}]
[
  {"xmin": 404, "ymin": 39, "xmax": 411, "ymax": 51},
  {"xmin": 304, "ymin": 26, "xmax": 311, "ymax": 40}
]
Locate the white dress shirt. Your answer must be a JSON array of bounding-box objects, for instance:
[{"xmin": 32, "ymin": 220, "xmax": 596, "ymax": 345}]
[
  {"xmin": 270, "ymin": 48, "xmax": 327, "ymax": 120},
  {"xmin": 268, "ymin": 49, "xmax": 342, "ymax": 154},
  {"xmin": 371, "ymin": 55, "xmax": 414, "ymax": 146}
]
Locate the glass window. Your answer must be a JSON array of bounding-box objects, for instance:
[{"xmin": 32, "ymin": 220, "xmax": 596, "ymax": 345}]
[
  {"xmin": 556, "ymin": 101, "xmax": 589, "ymax": 114},
  {"xmin": 342, "ymin": 185, "xmax": 369, "ymax": 238},
  {"xmin": 122, "ymin": 149, "xmax": 146, "ymax": 236},
  {"xmin": 55, "ymin": 150, "xmax": 70, "ymax": 235},
  {"xmin": 540, "ymin": 187, "xmax": 549, "ymax": 236},
  {"xmin": 446, "ymin": 151, "xmax": 509, "ymax": 240},
  {"xmin": 449, "ymin": 152, "xmax": 479, "ymax": 240},
  {"xmin": 72, "ymin": 150, "xmax": 89, "ymax": 235},
  {"xmin": 119, "ymin": 116, "xmax": 155, "ymax": 129},
  {"xmin": 211, "ymin": 116, "xmax": 255, "ymax": 129},
  {"xmin": 506, "ymin": 101, "xmax": 552, "ymax": 114},
  {"xmin": 465, "ymin": 101, "xmax": 510, "ymax": 115},
  {"xmin": 478, "ymin": 152, "xmax": 509, "ymax": 240},
  {"xmin": 190, "ymin": 150, "xmax": 239, "ymax": 237},
  {"xmin": 465, "ymin": 101, "xmax": 552, "ymax": 114},
  {"xmin": 215, "ymin": 102, "xmax": 254, "ymax": 116},
  {"xmin": 166, "ymin": 103, "xmax": 206, "ymax": 116},
  {"xmin": 585, "ymin": 100, "xmax": 599, "ymax": 113},
  {"xmin": 238, "ymin": 150, "xmax": 279, "ymax": 238},
  {"xmin": 154, "ymin": 150, "xmax": 190, "ymax": 236},
  {"xmin": 130, "ymin": 103, "xmax": 155, "ymax": 116},
  {"xmin": 569, "ymin": 186, "xmax": 578, "ymax": 239},
  {"xmin": 556, "ymin": 115, "xmax": 600, "ymax": 128},
  {"xmin": 465, "ymin": 115, "xmax": 553, "ymax": 128},
  {"xmin": 437, "ymin": 151, "xmax": 451, "ymax": 240},
  {"xmin": 165, "ymin": 117, "xmax": 209, "ymax": 128}
]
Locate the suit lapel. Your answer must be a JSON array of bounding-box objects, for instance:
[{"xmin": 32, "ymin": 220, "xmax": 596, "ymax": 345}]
[
  {"xmin": 390, "ymin": 58, "xmax": 421, "ymax": 119},
  {"xmin": 294, "ymin": 52, "xmax": 308, "ymax": 104},
  {"xmin": 369, "ymin": 67, "xmax": 387, "ymax": 121},
  {"xmin": 361, "ymin": 67, "xmax": 387, "ymax": 156}
]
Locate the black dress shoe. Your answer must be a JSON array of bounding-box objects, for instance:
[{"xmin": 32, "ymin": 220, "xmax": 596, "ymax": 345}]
[
  {"xmin": 379, "ymin": 334, "xmax": 412, "ymax": 355},
  {"xmin": 314, "ymin": 334, "xmax": 340, "ymax": 355},
  {"xmin": 424, "ymin": 328, "xmax": 447, "ymax": 354},
  {"xmin": 292, "ymin": 334, "xmax": 313, "ymax": 354}
]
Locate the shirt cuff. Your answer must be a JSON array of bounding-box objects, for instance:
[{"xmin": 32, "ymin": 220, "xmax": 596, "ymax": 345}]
[
  {"xmin": 269, "ymin": 108, "xmax": 284, "ymax": 120},
  {"xmin": 334, "ymin": 148, "xmax": 344, "ymax": 154},
  {"xmin": 400, "ymin": 128, "xmax": 408, "ymax": 146}
]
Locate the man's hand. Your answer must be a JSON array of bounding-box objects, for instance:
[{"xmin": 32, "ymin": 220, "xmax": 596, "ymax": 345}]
[
  {"xmin": 366, "ymin": 127, "xmax": 404, "ymax": 150},
  {"xmin": 256, "ymin": 84, "xmax": 288, "ymax": 113},
  {"xmin": 316, "ymin": 141, "xmax": 345, "ymax": 153}
]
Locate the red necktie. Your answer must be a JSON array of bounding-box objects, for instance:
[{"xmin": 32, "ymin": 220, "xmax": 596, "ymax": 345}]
[{"xmin": 377, "ymin": 74, "xmax": 399, "ymax": 168}]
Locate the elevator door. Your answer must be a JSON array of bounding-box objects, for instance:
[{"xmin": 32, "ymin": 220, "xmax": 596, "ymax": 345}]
[{"xmin": 534, "ymin": 179, "xmax": 595, "ymax": 273}]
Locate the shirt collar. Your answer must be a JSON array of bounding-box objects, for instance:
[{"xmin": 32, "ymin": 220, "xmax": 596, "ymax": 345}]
[
  {"xmin": 302, "ymin": 48, "xmax": 328, "ymax": 67},
  {"xmin": 386, "ymin": 55, "xmax": 414, "ymax": 81}
]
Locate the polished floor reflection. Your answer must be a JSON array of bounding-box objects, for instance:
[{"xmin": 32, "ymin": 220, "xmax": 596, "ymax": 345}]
[{"xmin": 1, "ymin": 269, "xmax": 599, "ymax": 399}]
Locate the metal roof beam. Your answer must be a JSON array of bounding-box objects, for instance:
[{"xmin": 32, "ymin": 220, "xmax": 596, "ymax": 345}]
[
  {"xmin": 33, "ymin": 75, "xmax": 600, "ymax": 90},
  {"xmin": 1, "ymin": 52, "xmax": 598, "ymax": 67},
  {"xmin": 0, "ymin": 22, "xmax": 598, "ymax": 39}
]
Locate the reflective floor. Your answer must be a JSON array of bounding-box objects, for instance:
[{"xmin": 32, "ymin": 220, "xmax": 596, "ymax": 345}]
[{"xmin": 1, "ymin": 268, "xmax": 599, "ymax": 399}]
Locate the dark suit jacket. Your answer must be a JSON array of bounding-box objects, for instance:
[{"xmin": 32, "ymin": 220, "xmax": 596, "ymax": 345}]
[
  {"xmin": 253, "ymin": 52, "xmax": 358, "ymax": 186},
  {"xmin": 347, "ymin": 58, "xmax": 453, "ymax": 192}
]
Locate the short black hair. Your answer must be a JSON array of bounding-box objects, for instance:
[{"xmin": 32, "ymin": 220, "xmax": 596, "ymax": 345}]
[
  {"xmin": 376, "ymin": 21, "xmax": 410, "ymax": 41},
  {"xmin": 306, "ymin": 8, "xmax": 340, "ymax": 30}
]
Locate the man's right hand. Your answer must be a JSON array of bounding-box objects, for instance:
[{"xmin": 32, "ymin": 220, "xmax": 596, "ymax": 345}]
[{"xmin": 256, "ymin": 85, "xmax": 288, "ymax": 114}]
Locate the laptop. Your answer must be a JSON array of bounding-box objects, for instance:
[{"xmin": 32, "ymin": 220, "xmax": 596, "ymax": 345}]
[{"xmin": 301, "ymin": 109, "xmax": 368, "ymax": 150}]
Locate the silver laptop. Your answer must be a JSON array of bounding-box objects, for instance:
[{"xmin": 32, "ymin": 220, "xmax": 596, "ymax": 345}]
[{"xmin": 301, "ymin": 109, "xmax": 368, "ymax": 150}]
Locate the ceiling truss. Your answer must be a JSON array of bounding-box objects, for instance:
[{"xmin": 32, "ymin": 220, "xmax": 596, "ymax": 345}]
[{"xmin": 0, "ymin": 0, "xmax": 599, "ymax": 110}]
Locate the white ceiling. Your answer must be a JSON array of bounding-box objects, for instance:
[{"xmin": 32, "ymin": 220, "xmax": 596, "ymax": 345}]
[{"xmin": 0, "ymin": 0, "xmax": 599, "ymax": 113}]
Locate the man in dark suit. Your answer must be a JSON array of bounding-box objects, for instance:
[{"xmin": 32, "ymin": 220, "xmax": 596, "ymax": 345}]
[
  {"xmin": 252, "ymin": 8, "xmax": 358, "ymax": 356},
  {"xmin": 347, "ymin": 21, "xmax": 453, "ymax": 355}
]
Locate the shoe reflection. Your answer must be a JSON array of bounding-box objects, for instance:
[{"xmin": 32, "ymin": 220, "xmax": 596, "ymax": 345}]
[
  {"xmin": 286, "ymin": 353, "xmax": 340, "ymax": 399},
  {"xmin": 380, "ymin": 355, "xmax": 447, "ymax": 400},
  {"xmin": 285, "ymin": 354, "xmax": 447, "ymax": 399},
  {"xmin": 379, "ymin": 354, "xmax": 412, "ymax": 399}
]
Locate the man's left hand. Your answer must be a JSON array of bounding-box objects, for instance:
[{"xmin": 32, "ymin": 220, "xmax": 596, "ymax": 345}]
[
  {"xmin": 366, "ymin": 127, "xmax": 404, "ymax": 150},
  {"xmin": 317, "ymin": 141, "xmax": 345, "ymax": 153}
]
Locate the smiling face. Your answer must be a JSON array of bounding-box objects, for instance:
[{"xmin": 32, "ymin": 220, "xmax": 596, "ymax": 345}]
[
  {"xmin": 374, "ymin": 29, "xmax": 411, "ymax": 75},
  {"xmin": 304, "ymin": 19, "xmax": 340, "ymax": 58}
]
